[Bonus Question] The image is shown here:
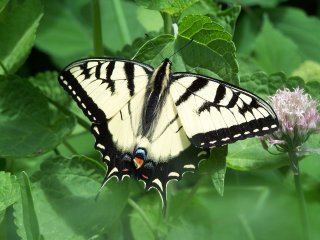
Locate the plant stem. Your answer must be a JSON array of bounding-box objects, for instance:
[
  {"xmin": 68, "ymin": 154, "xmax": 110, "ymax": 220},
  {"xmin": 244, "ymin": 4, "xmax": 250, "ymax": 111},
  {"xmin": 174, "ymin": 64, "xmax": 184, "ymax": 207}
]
[
  {"xmin": 112, "ymin": 0, "xmax": 131, "ymax": 43},
  {"xmin": 92, "ymin": 0, "xmax": 104, "ymax": 56},
  {"xmin": 161, "ymin": 12, "xmax": 172, "ymax": 34},
  {"xmin": 288, "ymin": 151, "xmax": 310, "ymax": 240}
]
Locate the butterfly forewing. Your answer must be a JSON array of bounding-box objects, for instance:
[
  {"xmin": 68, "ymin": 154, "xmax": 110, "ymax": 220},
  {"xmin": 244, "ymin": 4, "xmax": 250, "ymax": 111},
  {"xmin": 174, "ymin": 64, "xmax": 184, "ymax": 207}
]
[
  {"xmin": 170, "ymin": 73, "xmax": 279, "ymax": 148},
  {"xmin": 59, "ymin": 58, "xmax": 153, "ymax": 122}
]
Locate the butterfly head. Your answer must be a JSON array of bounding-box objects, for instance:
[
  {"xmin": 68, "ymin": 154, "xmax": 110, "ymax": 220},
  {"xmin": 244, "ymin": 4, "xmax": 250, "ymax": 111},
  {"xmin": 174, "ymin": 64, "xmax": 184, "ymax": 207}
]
[{"xmin": 133, "ymin": 148, "xmax": 147, "ymax": 169}]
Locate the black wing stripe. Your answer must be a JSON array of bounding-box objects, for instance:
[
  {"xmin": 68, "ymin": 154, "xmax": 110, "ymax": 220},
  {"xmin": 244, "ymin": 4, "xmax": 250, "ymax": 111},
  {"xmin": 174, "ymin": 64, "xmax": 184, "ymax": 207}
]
[
  {"xmin": 59, "ymin": 71, "xmax": 106, "ymax": 123},
  {"xmin": 124, "ymin": 62, "xmax": 135, "ymax": 96},
  {"xmin": 174, "ymin": 77, "xmax": 209, "ymax": 106},
  {"xmin": 105, "ymin": 61, "xmax": 115, "ymax": 93}
]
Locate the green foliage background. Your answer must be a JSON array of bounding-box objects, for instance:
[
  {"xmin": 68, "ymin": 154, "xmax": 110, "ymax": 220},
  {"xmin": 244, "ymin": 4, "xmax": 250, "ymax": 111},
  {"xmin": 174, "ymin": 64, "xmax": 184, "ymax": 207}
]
[{"xmin": 1, "ymin": 0, "xmax": 320, "ymax": 239}]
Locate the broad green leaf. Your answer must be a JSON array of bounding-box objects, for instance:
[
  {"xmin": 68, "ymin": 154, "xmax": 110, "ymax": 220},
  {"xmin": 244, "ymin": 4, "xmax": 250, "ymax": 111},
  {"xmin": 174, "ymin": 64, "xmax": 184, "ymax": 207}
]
[
  {"xmin": 19, "ymin": 171, "xmax": 41, "ymax": 240},
  {"xmin": 233, "ymin": 11, "xmax": 262, "ymax": 55},
  {"xmin": 210, "ymin": 146, "xmax": 227, "ymax": 196},
  {"xmin": 28, "ymin": 71, "xmax": 70, "ymax": 107},
  {"xmin": 0, "ymin": 171, "xmax": 20, "ymax": 223},
  {"xmin": 135, "ymin": 0, "xmax": 199, "ymax": 15},
  {"xmin": 179, "ymin": 15, "xmax": 239, "ymax": 84},
  {"xmin": 215, "ymin": 5, "xmax": 241, "ymax": 35},
  {"xmin": 125, "ymin": 15, "xmax": 240, "ymax": 85},
  {"xmin": 181, "ymin": 0, "xmax": 219, "ymax": 18},
  {"xmin": 227, "ymin": 138, "xmax": 287, "ymax": 170},
  {"xmin": 37, "ymin": 0, "xmax": 147, "ymax": 68},
  {"xmin": 136, "ymin": 7, "xmax": 163, "ymax": 32},
  {"xmin": 131, "ymin": 172, "xmax": 307, "ymax": 239},
  {"xmin": 221, "ymin": 0, "xmax": 284, "ymax": 7},
  {"xmin": 240, "ymin": 71, "xmax": 305, "ymax": 99},
  {"xmin": 0, "ymin": 0, "xmax": 43, "ymax": 75},
  {"xmin": 269, "ymin": 7, "xmax": 320, "ymax": 62},
  {"xmin": 0, "ymin": 75, "xmax": 75, "ymax": 158},
  {"xmin": 292, "ymin": 60, "xmax": 320, "ymax": 83},
  {"xmin": 253, "ymin": 16, "xmax": 302, "ymax": 74},
  {"xmin": 14, "ymin": 156, "xmax": 129, "ymax": 240}
]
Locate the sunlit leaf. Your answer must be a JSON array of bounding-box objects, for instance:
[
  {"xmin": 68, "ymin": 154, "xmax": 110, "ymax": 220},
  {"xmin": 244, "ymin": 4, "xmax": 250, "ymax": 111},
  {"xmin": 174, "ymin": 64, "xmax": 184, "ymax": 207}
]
[
  {"xmin": 0, "ymin": 75, "xmax": 74, "ymax": 158},
  {"xmin": 0, "ymin": 0, "xmax": 43, "ymax": 75},
  {"xmin": 14, "ymin": 156, "xmax": 129, "ymax": 239}
]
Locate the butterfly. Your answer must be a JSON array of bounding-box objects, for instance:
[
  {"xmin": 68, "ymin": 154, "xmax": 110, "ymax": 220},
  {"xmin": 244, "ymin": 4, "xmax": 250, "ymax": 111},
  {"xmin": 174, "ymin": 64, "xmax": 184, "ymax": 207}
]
[{"xmin": 58, "ymin": 57, "xmax": 278, "ymax": 208}]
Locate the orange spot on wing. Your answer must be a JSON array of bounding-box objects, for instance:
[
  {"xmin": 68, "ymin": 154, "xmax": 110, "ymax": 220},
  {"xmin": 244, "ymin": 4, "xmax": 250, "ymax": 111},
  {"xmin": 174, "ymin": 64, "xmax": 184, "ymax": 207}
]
[
  {"xmin": 141, "ymin": 174, "xmax": 149, "ymax": 179},
  {"xmin": 133, "ymin": 157, "xmax": 144, "ymax": 169}
]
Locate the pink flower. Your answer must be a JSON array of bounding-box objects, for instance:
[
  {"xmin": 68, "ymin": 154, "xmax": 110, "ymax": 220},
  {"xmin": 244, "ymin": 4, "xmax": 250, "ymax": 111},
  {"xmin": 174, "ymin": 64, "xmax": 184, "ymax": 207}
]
[{"xmin": 262, "ymin": 88, "xmax": 320, "ymax": 151}]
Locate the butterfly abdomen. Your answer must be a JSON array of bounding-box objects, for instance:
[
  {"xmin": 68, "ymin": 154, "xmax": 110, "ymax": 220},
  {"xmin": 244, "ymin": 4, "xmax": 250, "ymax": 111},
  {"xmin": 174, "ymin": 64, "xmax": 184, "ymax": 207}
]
[{"xmin": 140, "ymin": 59, "xmax": 172, "ymax": 138}]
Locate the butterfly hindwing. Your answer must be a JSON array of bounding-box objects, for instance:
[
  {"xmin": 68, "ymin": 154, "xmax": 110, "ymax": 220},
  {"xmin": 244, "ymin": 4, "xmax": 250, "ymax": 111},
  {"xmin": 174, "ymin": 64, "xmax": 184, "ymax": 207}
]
[{"xmin": 170, "ymin": 73, "xmax": 279, "ymax": 148}]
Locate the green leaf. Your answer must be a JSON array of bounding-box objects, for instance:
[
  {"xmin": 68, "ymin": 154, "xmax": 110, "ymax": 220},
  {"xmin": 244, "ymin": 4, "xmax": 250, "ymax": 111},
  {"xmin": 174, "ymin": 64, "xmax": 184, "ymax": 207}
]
[
  {"xmin": 227, "ymin": 138, "xmax": 288, "ymax": 170},
  {"xmin": 215, "ymin": 5, "xmax": 241, "ymax": 35},
  {"xmin": 36, "ymin": 0, "xmax": 147, "ymax": 67},
  {"xmin": 0, "ymin": 0, "xmax": 43, "ymax": 75},
  {"xmin": 14, "ymin": 156, "xmax": 129, "ymax": 240},
  {"xmin": 240, "ymin": 71, "xmax": 305, "ymax": 100},
  {"xmin": 292, "ymin": 60, "xmax": 320, "ymax": 83},
  {"xmin": 269, "ymin": 7, "xmax": 320, "ymax": 62},
  {"xmin": 0, "ymin": 75, "xmax": 75, "ymax": 158},
  {"xmin": 18, "ymin": 171, "xmax": 41, "ymax": 240},
  {"xmin": 222, "ymin": 0, "xmax": 284, "ymax": 8},
  {"xmin": 0, "ymin": 171, "xmax": 20, "ymax": 224},
  {"xmin": 253, "ymin": 16, "xmax": 302, "ymax": 74},
  {"xmin": 136, "ymin": 7, "xmax": 163, "ymax": 32},
  {"xmin": 210, "ymin": 146, "xmax": 227, "ymax": 196},
  {"xmin": 135, "ymin": 0, "xmax": 199, "ymax": 15},
  {"xmin": 122, "ymin": 15, "xmax": 240, "ymax": 85},
  {"xmin": 179, "ymin": 15, "xmax": 239, "ymax": 84}
]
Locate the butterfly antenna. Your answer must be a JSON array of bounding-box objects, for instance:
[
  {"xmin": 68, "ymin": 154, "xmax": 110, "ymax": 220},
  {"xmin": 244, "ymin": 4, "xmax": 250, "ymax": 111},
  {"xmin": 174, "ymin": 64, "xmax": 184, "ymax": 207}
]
[
  {"xmin": 144, "ymin": 33, "xmax": 166, "ymax": 60},
  {"xmin": 167, "ymin": 38, "xmax": 194, "ymax": 60}
]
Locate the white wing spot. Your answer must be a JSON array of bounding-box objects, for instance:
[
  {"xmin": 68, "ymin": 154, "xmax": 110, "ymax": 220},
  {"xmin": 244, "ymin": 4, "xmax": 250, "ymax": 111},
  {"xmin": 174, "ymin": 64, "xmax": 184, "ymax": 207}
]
[
  {"xmin": 262, "ymin": 127, "xmax": 269, "ymax": 131},
  {"xmin": 209, "ymin": 140, "xmax": 216, "ymax": 144},
  {"xmin": 271, "ymin": 124, "xmax": 277, "ymax": 128},
  {"xmin": 96, "ymin": 143, "xmax": 105, "ymax": 150},
  {"xmin": 68, "ymin": 85, "xmax": 72, "ymax": 90},
  {"xmin": 184, "ymin": 164, "xmax": 195, "ymax": 169},
  {"xmin": 93, "ymin": 126, "xmax": 99, "ymax": 134},
  {"xmin": 244, "ymin": 131, "xmax": 250, "ymax": 135},
  {"xmin": 152, "ymin": 178, "xmax": 163, "ymax": 191},
  {"xmin": 104, "ymin": 155, "xmax": 110, "ymax": 161},
  {"xmin": 168, "ymin": 172, "xmax": 180, "ymax": 178},
  {"xmin": 200, "ymin": 142, "xmax": 205, "ymax": 146},
  {"xmin": 81, "ymin": 103, "xmax": 86, "ymax": 109},
  {"xmin": 108, "ymin": 167, "xmax": 118, "ymax": 177},
  {"xmin": 234, "ymin": 133, "xmax": 241, "ymax": 138},
  {"xmin": 72, "ymin": 90, "xmax": 76, "ymax": 95},
  {"xmin": 197, "ymin": 151, "xmax": 207, "ymax": 158},
  {"xmin": 76, "ymin": 96, "xmax": 81, "ymax": 102},
  {"xmin": 62, "ymin": 80, "xmax": 68, "ymax": 85},
  {"xmin": 253, "ymin": 129, "xmax": 259, "ymax": 133},
  {"xmin": 222, "ymin": 137, "xmax": 230, "ymax": 141}
]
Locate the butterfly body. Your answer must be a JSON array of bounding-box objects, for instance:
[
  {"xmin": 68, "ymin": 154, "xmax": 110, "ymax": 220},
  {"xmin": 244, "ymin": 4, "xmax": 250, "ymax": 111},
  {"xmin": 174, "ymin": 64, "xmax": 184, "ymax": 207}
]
[{"xmin": 59, "ymin": 57, "xmax": 279, "ymax": 207}]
